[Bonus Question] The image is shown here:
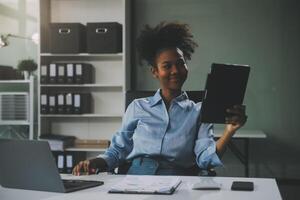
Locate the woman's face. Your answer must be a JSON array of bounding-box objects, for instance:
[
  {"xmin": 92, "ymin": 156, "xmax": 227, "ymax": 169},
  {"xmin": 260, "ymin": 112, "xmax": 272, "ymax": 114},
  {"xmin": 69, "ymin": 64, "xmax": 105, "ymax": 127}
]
[{"xmin": 151, "ymin": 47, "xmax": 188, "ymax": 92}]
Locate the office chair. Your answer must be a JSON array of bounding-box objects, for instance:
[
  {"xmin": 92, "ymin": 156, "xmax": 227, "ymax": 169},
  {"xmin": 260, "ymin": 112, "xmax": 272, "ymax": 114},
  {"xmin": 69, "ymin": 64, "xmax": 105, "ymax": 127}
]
[{"xmin": 114, "ymin": 90, "xmax": 216, "ymax": 176}]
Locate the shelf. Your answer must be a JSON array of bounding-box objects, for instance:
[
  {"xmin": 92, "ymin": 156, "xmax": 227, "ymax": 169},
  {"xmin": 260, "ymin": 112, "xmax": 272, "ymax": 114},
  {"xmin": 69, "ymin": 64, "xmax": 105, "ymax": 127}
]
[
  {"xmin": 0, "ymin": 92, "xmax": 28, "ymax": 95},
  {"xmin": 65, "ymin": 147, "xmax": 107, "ymax": 152},
  {"xmin": 40, "ymin": 84, "xmax": 123, "ymax": 88},
  {"xmin": 0, "ymin": 121, "xmax": 30, "ymax": 125},
  {"xmin": 40, "ymin": 53, "xmax": 123, "ymax": 57},
  {"xmin": 0, "ymin": 80, "xmax": 31, "ymax": 84},
  {"xmin": 0, "ymin": 76, "xmax": 34, "ymax": 139},
  {"xmin": 41, "ymin": 114, "xmax": 123, "ymax": 118},
  {"xmin": 38, "ymin": 0, "xmax": 131, "ymax": 153},
  {"xmin": 214, "ymin": 129, "xmax": 267, "ymax": 139}
]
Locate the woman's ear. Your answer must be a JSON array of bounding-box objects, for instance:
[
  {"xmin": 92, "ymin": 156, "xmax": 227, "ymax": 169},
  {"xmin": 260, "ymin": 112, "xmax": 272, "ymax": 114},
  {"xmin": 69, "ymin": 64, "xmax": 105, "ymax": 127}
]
[{"xmin": 151, "ymin": 67, "xmax": 158, "ymax": 78}]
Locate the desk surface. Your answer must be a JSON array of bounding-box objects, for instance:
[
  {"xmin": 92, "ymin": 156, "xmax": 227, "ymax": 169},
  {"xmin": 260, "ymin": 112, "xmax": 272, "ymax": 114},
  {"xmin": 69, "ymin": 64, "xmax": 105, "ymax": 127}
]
[
  {"xmin": 214, "ymin": 129, "xmax": 267, "ymax": 138},
  {"xmin": 0, "ymin": 174, "xmax": 282, "ymax": 200}
]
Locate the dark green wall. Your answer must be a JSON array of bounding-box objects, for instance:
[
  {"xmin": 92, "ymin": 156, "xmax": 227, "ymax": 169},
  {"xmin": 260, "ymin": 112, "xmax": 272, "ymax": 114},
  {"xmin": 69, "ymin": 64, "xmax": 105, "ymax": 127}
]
[{"xmin": 132, "ymin": 0, "xmax": 300, "ymax": 178}]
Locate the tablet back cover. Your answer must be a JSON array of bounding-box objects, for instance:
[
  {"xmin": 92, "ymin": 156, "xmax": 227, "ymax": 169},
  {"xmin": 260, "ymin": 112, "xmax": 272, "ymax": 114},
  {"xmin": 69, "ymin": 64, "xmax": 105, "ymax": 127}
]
[{"xmin": 200, "ymin": 63, "xmax": 250, "ymax": 124}]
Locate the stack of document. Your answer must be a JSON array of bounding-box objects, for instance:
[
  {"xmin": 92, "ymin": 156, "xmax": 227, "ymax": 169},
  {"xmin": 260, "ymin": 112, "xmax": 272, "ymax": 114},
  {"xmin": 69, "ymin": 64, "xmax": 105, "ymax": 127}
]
[
  {"xmin": 39, "ymin": 134, "xmax": 76, "ymax": 151},
  {"xmin": 74, "ymin": 139, "xmax": 110, "ymax": 149},
  {"xmin": 109, "ymin": 175, "xmax": 181, "ymax": 195}
]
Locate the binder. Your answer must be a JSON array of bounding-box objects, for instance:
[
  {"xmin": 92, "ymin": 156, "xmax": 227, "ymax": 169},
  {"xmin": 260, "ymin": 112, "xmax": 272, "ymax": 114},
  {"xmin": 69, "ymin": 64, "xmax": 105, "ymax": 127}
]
[
  {"xmin": 40, "ymin": 94, "xmax": 48, "ymax": 114},
  {"xmin": 73, "ymin": 93, "xmax": 91, "ymax": 114},
  {"xmin": 57, "ymin": 64, "xmax": 66, "ymax": 84},
  {"xmin": 48, "ymin": 94, "xmax": 57, "ymax": 114},
  {"xmin": 65, "ymin": 93, "xmax": 73, "ymax": 114},
  {"xmin": 57, "ymin": 154, "xmax": 65, "ymax": 173},
  {"xmin": 40, "ymin": 65, "xmax": 48, "ymax": 84},
  {"xmin": 57, "ymin": 94, "xmax": 65, "ymax": 114},
  {"xmin": 65, "ymin": 154, "xmax": 73, "ymax": 174},
  {"xmin": 74, "ymin": 63, "xmax": 94, "ymax": 84},
  {"xmin": 66, "ymin": 63, "xmax": 74, "ymax": 84},
  {"xmin": 65, "ymin": 152, "xmax": 86, "ymax": 174},
  {"xmin": 50, "ymin": 150, "xmax": 86, "ymax": 174},
  {"xmin": 49, "ymin": 64, "xmax": 57, "ymax": 84}
]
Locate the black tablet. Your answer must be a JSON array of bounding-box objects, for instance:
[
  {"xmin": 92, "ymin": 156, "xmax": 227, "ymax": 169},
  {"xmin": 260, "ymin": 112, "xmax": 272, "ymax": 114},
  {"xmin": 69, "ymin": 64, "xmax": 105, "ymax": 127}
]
[{"xmin": 200, "ymin": 63, "xmax": 250, "ymax": 124}]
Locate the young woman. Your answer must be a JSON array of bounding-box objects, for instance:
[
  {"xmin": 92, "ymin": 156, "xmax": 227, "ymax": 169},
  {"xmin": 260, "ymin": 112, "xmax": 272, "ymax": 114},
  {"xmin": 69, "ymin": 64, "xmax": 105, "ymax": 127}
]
[{"xmin": 73, "ymin": 22, "xmax": 247, "ymax": 176}]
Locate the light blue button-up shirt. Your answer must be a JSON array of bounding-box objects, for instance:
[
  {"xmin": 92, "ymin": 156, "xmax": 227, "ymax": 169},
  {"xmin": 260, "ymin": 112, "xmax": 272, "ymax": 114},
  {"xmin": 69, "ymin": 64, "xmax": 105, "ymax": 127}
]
[{"xmin": 100, "ymin": 89, "xmax": 222, "ymax": 171}]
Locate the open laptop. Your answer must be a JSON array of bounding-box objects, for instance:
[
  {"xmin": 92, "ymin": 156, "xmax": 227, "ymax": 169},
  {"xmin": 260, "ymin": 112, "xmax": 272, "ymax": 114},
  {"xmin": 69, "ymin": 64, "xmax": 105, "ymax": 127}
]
[{"xmin": 0, "ymin": 139, "xmax": 103, "ymax": 193}]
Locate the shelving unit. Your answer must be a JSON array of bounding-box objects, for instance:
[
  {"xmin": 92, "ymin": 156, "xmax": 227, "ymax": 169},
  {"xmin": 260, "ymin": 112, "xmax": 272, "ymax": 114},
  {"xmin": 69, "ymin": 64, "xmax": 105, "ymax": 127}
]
[
  {"xmin": 0, "ymin": 77, "xmax": 34, "ymax": 140},
  {"xmin": 38, "ymin": 0, "xmax": 131, "ymax": 152}
]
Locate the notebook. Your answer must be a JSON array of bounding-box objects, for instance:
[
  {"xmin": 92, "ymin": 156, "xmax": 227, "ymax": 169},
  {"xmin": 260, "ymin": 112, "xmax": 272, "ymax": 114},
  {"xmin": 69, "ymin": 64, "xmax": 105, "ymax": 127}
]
[
  {"xmin": 201, "ymin": 63, "xmax": 250, "ymax": 123},
  {"xmin": 0, "ymin": 139, "xmax": 103, "ymax": 193},
  {"xmin": 109, "ymin": 175, "xmax": 182, "ymax": 195}
]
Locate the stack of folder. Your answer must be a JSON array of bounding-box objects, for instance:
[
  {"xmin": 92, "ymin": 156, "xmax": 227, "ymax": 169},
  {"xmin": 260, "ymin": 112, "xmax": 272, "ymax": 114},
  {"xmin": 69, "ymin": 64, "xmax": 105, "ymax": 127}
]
[
  {"xmin": 52, "ymin": 151, "xmax": 86, "ymax": 174},
  {"xmin": 74, "ymin": 139, "xmax": 110, "ymax": 149},
  {"xmin": 40, "ymin": 93, "xmax": 92, "ymax": 114},
  {"xmin": 39, "ymin": 134, "xmax": 76, "ymax": 151},
  {"xmin": 40, "ymin": 63, "xmax": 94, "ymax": 84}
]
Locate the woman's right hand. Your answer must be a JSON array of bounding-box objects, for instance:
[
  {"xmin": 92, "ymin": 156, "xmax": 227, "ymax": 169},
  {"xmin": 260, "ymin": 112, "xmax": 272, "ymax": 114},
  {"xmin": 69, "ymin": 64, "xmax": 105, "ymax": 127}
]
[
  {"xmin": 72, "ymin": 160, "xmax": 94, "ymax": 176},
  {"xmin": 72, "ymin": 158, "xmax": 107, "ymax": 176}
]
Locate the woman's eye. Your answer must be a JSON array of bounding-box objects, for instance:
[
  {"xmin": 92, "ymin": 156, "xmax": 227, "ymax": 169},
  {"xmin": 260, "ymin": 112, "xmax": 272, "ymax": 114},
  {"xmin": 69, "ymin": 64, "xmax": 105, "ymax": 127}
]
[
  {"xmin": 162, "ymin": 63, "xmax": 172, "ymax": 69},
  {"xmin": 177, "ymin": 59, "xmax": 186, "ymax": 66}
]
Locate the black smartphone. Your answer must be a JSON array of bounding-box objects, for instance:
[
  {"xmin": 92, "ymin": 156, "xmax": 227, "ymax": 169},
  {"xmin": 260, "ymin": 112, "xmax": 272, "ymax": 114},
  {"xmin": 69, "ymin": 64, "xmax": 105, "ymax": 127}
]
[{"xmin": 231, "ymin": 181, "xmax": 254, "ymax": 191}]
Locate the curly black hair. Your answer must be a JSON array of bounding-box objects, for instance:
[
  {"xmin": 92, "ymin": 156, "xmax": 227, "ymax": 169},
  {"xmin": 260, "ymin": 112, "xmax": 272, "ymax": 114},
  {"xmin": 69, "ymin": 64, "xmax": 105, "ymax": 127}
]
[{"xmin": 136, "ymin": 22, "xmax": 198, "ymax": 66}]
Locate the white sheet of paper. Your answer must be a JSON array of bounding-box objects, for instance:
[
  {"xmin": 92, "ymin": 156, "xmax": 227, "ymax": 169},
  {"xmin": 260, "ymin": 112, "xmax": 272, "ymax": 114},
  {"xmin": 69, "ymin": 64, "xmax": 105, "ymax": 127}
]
[{"xmin": 110, "ymin": 175, "xmax": 181, "ymax": 194}]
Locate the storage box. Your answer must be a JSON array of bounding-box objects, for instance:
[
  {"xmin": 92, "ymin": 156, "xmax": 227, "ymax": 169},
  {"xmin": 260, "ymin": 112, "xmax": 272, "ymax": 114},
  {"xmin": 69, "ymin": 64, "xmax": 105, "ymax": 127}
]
[
  {"xmin": 50, "ymin": 23, "xmax": 86, "ymax": 53},
  {"xmin": 86, "ymin": 22, "xmax": 122, "ymax": 53},
  {"xmin": 0, "ymin": 66, "xmax": 22, "ymax": 80}
]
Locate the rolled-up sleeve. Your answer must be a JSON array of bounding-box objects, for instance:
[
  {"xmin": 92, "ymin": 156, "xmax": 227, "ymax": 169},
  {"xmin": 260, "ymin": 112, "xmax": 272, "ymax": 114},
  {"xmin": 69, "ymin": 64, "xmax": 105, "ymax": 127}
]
[
  {"xmin": 99, "ymin": 101, "xmax": 138, "ymax": 171},
  {"xmin": 194, "ymin": 123, "xmax": 223, "ymax": 169}
]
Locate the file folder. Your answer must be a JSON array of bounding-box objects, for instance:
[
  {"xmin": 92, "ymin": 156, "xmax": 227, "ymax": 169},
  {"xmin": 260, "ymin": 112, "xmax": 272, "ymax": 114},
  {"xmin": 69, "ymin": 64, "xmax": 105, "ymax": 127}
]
[
  {"xmin": 49, "ymin": 64, "xmax": 57, "ymax": 84},
  {"xmin": 74, "ymin": 63, "xmax": 94, "ymax": 84},
  {"xmin": 57, "ymin": 154, "xmax": 65, "ymax": 173},
  {"xmin": 66, "ymin": 63, "xmax": 74, "ymax": 84},
  {"xmin": 48, "ymin": 94, "xmax": 57, "ymax": 114},
  {"xmin": 73, "ymin": 93, "xmax": 91, "ymax": 114},
  {"xmin": 40, "ymin": 94, "xmax": 48, "ymax": 114},
  {"xmin": 40, "ymin": 65, "xmax": 48, "ymax": 84},
  {"xmin": 51, "ymin": 151, "xmax": 86, "ymax": 174},
  {"xmin": 65, "ymin": 154, "xmax": 73, "ymax": 174},
  {"xmin": 57, "ymin": 64, "xmax": 66, "ymax": 84},
  {"xmin": 57, "ymin": 94, "xmax": 65, "ymax": 114},
  {"xmin": 65, "ymin": 93, "xmax": 73, "ymax": 114}
]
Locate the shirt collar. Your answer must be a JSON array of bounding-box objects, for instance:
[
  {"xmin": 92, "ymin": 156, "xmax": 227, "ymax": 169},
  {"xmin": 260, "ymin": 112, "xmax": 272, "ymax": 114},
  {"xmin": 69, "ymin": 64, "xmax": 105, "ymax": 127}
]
[
  {"xmin": 149, "ymin": 89, "xmax": 189, "ymax": 108},
  {"xmin": 149, "ymin": 89, "xmax": 163, "ymax": 107},
  {"xmin": 174, "ymin": 91, "xmax": 189, "ymax": 109}
]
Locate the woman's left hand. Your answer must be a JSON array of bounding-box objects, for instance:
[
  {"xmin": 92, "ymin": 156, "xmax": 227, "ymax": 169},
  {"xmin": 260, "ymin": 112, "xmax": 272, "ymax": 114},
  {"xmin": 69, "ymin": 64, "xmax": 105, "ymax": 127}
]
[{"xmin": 224, "ymin": 105, "xmax": 247, "ymax": 135}]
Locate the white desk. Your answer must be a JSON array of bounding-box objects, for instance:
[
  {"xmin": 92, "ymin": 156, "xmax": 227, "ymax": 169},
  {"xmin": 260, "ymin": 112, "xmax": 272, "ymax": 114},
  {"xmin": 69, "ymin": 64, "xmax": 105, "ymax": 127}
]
[
  {"xmin": 0, "ymin": 174, "xmax": 282, "ymax": 200},
  {"xmin": 214, "ymin": 129, "xmax": 266, "ymax": 177},
  {"xmin": 214, "ymin": 129, "xmax": 267, "ymax": 139}
]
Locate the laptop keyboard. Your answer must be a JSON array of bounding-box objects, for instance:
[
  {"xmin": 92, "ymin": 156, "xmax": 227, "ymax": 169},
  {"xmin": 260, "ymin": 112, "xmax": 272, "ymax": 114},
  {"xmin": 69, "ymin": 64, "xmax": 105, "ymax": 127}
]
[{"xmin": 63, "ymin": 179, "xmax": 103, "ymax": 190}]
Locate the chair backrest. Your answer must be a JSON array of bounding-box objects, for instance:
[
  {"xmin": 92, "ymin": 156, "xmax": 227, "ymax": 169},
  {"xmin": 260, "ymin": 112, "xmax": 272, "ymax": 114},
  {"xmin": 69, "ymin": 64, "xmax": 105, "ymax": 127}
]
[{"xmin": 125, "ymin": 90, "xmax": 205, "ymax": 109}]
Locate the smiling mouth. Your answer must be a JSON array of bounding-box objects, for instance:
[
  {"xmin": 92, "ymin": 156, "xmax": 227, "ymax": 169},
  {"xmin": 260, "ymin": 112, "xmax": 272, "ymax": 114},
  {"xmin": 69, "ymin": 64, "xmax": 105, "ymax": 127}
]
[{"xmin": 169, "ymin": 78, "xmax": 180, "ymax": 82}]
